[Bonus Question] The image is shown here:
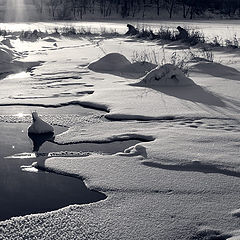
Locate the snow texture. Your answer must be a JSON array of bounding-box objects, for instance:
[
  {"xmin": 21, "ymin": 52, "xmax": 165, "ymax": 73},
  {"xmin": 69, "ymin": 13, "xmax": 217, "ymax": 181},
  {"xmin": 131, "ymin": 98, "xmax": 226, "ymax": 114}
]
[{"xmin": 0, "ymin": 31, "xmax": 240, "ymax": 240}]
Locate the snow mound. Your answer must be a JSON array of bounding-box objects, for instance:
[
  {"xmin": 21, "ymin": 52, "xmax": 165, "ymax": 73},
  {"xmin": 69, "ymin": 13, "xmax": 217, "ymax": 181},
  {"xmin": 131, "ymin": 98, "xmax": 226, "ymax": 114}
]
[
  {"xmin": 88, "ymin": 53, "xmax": 156, "ymax": 78},
  {"xmin": 137, "ymin": 64, "xmax": 195, "ymax": 87},
  {"xmin": 43, "ymin": 37, "xmax": 57, "ymax": 42},
  {"xmin": 28, "ymin": 112, "xmax": 54, "ymax": 134},
  {"xmin": 89, "ymin": 53, "xmax": 131, "ymax": 72},
  {"xmin": 117, "ymin": 144, "xmax": 148, "ymax": 158}
]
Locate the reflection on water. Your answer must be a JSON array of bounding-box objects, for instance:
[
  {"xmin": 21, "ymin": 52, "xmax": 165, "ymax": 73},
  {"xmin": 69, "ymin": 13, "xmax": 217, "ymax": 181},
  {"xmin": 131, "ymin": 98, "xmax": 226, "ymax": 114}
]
[{"xmin": 28, "ymin": 132, "xmax": 54, "ymax": 152}]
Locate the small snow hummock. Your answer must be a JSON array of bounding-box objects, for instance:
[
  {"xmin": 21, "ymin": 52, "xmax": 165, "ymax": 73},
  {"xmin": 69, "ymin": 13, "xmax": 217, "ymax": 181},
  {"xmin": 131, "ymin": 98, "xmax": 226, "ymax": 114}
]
[
  {"xmin": 136, "ymin": 64, "xmax": 195, "ymax": 87},
  {"xmin": 88, "ymin": 53, "xmax": 131, "ymax": 72},
  {"xmin": 88, "ymin": 53, "xmax": 157, "ymax": 78},
  {"xmin": 28, "ymin": 112, "xmax": 54, "ymax": 134}
]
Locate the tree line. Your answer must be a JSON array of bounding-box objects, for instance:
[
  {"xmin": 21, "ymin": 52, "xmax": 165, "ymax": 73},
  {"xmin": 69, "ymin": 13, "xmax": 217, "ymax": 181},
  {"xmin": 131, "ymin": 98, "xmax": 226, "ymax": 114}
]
[{"xmin": 32, "ymin": 0, "xmax": 240, "ymax": 20}]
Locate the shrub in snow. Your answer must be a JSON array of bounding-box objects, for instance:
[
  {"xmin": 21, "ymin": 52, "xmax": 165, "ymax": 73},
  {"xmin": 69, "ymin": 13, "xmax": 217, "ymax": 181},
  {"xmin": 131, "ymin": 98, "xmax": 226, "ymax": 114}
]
[
  {"xmin": 28, "ymin": 112, "xmax": 54, "ymax": 134},
  {"xmin": 137, "ymin": 64, "xmax": 195, "ymax": 87}
]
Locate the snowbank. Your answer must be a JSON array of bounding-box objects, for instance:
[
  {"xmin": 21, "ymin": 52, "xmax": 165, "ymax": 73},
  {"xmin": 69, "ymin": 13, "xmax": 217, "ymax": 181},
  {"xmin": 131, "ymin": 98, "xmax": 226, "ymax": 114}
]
[
  {"xmin": 54, "ymin": 120, "xmax": 240, "ymax": 172},
  {"xmin": 136, "ymin": 64, "xmax": 195, "ymax": 87}
]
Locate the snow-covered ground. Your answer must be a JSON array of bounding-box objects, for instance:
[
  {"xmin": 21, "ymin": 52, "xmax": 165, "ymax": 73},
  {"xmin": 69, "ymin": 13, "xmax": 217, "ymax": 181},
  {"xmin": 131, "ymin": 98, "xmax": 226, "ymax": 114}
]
[{"xmin": 0, "ymin": 25, "xmax": 240, "ymax": 240}]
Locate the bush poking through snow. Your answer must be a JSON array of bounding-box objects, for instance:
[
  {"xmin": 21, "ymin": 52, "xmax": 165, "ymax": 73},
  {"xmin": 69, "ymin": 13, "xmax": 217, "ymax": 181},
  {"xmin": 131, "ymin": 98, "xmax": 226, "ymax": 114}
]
[
  {"xmin": 171, "ymin": 51, "xmax": 189, "ymax": 75},
  {"xmin": 225, "ymin": 35, "xmax": 239, "ymax": 49},
  {"xmin": 184, "ymin": 29, "xmax": 205, "ymax": 46},
  {"xmin": 137, "ymin": 64, "xmax": 195, "ymax": 87},
  {"xmin": 131, "ymin": 49, "xmax": 161, "ymax": 65}
]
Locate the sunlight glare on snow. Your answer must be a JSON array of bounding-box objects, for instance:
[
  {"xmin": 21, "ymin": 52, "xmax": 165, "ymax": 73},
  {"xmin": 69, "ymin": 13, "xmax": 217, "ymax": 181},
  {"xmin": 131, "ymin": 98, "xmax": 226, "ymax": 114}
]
[
  {"xmin": 15, "ymin": 113, "xmax": 24, "ymax": 118},
  {"xmin": 5, "ymin": 72, "xmax": 29, "ymax": 80},
  {"xmin": 13, "ymin": 113, "xmax": 29, "ymax": 119}
]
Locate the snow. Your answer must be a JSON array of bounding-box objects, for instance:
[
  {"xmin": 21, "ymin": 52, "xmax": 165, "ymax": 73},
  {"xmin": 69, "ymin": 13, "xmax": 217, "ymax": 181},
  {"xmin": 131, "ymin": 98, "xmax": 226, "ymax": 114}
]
[
  {"xmin": 28, "ymin": 111, "xmax": 54, "ymax": 134},
  {"xmin": 89, "ymin": 52, "xmax": 156, "ymax": 78},
  {"xmin": 0, "ymin": 24, "xmax": 240, "ymax": 240},
  {"xmin": 20, "ymin": 165, "xmax": 39, "ymax": 173}
]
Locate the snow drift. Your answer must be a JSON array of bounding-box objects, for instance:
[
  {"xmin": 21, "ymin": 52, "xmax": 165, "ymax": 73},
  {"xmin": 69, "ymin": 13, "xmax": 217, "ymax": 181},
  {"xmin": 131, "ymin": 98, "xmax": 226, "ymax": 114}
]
[
  {"xmin": 136, "ymin": 64, "xmax": 195, "ymax": 87},
  {"xmin": 88, "ymin": 53, "xmax": 156, "ymax": 78},
  {"xmin": 89, "ymin": 53, "xmax": 130, "ymax": 72}
]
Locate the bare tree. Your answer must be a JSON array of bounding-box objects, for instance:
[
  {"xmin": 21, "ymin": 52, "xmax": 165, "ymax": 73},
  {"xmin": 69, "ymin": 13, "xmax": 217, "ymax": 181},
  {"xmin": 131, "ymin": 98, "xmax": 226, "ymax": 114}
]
[
  {"xmin": 163, "ymin": 0, "xmax": 176, "ymax": 18},
  {"xmin": 155, "ymin": 0, "xmax": 162, "ymax": 16},
  {"xmin": 47, "ymin": 0, "xmax": 61, "ymax": 19}
]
